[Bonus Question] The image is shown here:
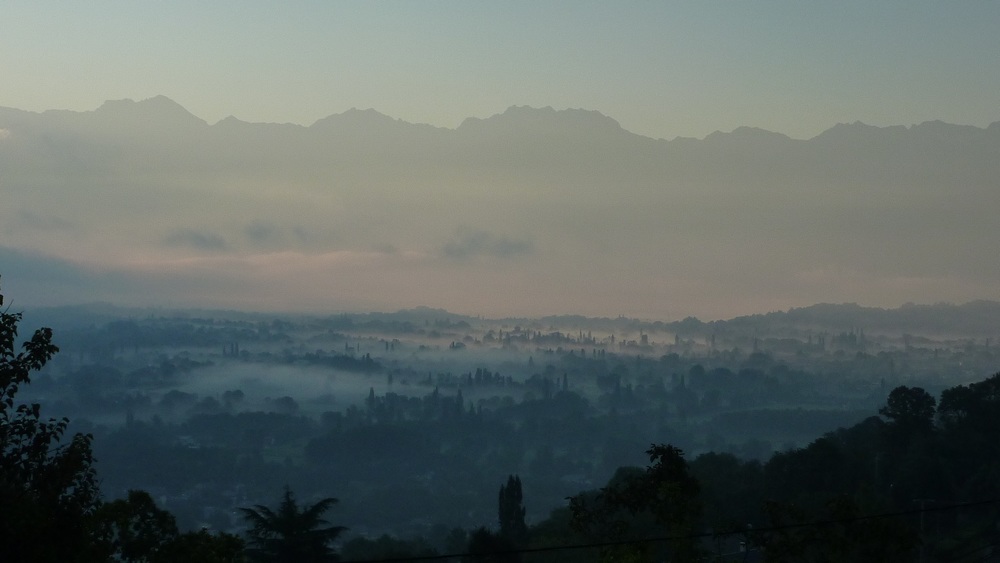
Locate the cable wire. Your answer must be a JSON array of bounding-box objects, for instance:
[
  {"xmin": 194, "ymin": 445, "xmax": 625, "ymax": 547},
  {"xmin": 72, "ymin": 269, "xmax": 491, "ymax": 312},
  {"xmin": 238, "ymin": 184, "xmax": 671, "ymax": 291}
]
[{"xmin": 340, "ymin": 497, "xmax": 1000, "ymax": 563}]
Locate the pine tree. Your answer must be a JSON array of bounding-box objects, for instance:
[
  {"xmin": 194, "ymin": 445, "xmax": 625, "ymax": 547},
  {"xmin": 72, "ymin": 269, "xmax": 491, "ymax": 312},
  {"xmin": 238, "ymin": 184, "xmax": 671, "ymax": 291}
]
[{"xmin": 240, "ymin": 486, "xmax": 346, "ymax": 562}]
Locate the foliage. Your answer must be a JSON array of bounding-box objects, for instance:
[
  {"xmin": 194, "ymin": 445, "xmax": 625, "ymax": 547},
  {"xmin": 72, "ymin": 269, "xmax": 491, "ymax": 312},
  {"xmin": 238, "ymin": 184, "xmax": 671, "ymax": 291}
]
[
  {"xmin": 879, "ymin": 385, "xmax": 936, "ymax": 448},
  {"xmin": 938, "ymin": 372, "xmax": 1000, "ymax": 435},
  {"xmin": 92, "ymin": 489, "xmax": 245, "ymax": 562},
  {"xmin": 524, "ymin": 507, "xmax": 594, "ymax": 563},
  {"xmin": 757, "ymin": 495, "xmax": 918, "ymax": 563},
  {"xmin": 340, "ymin": 534, "xmax": 437, "ymax": 563},
  {"xmin": 93, "ymin": 489, "xmax": 180, "ymax": 560},
  {"xmin": 0, "ymin": 278, "xmax": 102, "ymax": 561},
  {"xmin": 240, "ymin": 486, "xmax": 346, "ymax": 562},
  {"xmin": 568, "ymin": 444, "xmax": 703, "ymax": 563},
  {"xmin": 464, "ymin": 526, "xmax": 520, "ymax": 563},
  {"xmin": 157, "ymin": 529, "xmax": 247, "ymax": 563},
  {"xmin": 498, "ymin": 474, "xmax": 528, "ymax": 548},
  {"xmin": 688, "ymin": 452, "xmax": 765, "ymax": 532}
]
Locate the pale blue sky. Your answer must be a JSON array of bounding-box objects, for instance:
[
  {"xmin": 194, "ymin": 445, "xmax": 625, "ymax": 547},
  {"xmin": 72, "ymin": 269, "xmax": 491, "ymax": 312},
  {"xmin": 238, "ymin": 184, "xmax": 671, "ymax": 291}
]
[{"xmin": 3, "ymin": 1, "xmax": 999, "ymax": 139}]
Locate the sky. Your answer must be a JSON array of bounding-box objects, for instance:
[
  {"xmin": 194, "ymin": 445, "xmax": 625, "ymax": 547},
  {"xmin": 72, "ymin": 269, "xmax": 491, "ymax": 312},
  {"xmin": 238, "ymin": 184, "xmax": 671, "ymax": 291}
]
[
  {"xmin": 3, "ymin": 1, "xmax": 1000, "ymax": 141},
  {"xmin": 2, "ymin": 2, "xmax": 1000, "ymax": 321}
]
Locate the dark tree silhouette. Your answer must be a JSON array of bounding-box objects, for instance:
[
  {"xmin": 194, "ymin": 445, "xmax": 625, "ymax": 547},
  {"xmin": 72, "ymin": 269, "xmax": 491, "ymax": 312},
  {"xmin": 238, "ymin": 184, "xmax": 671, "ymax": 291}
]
[
  {"xmin": 93, "ymin": 490, "xmax": 179, "ymax": 561},
  {"xmin": 463, "ymin": 526, "xmax": 519, "ymax": 563},
  {"xmin": 340, "ymin": 534, "xmax": 437, "ymax": 563},
  {"xmin": 92, "ymin": 489, "xmax": 245, "ymax": 562},
  {"xmin": 938, "ymin": 372, "xmax": 1000, "ymax": 434},
  {"xmin": 760, "ymin": 495, "xmax": 917, "ymax": 563},
  {"xmin": 498, "ymin": 474, "xmax": 528, "ymax": 547},
  {"xmin": 879, "ymin": 385, "xmax": 936, "ymax": 437},
  {"xmin": 569, "ymin": 444, "xmax": 703, "ymax": 563},
  {"xmin": 0, "ymin": 277, "xmax": 102, "ymax": 561},
  {"xmin": 240, "ymin": 486, "xmax": 346, "ymax": 562}
]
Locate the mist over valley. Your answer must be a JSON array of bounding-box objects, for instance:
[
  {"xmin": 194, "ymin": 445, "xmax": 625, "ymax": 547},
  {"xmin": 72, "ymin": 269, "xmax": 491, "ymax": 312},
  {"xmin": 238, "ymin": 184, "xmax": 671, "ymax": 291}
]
[{"xmin": 11, "ymin": 299, "xmax": 997, "ymax": 544}]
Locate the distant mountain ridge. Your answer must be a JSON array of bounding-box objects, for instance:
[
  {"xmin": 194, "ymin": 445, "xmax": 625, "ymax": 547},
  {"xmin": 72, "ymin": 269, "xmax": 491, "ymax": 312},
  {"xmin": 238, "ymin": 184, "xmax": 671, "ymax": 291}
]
[
  {"xmin": 4, "ymin": 97, "xmax": 999, "ymax": 179},
  {"xmin": 2, "ymin": 96, "xmax": 998, "ymax": 318},
  {"xmin": 4, "ymin": 95, "xmax": 998, "ymax": 141}
]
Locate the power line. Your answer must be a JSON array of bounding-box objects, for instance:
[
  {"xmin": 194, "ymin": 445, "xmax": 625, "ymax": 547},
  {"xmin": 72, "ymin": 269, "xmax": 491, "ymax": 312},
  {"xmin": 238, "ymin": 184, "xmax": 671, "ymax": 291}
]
[
  {"xmin": 340, "ymin": 497, "xmax": 1000, "ymax": 563},
  {"xmin": 943, "ymin": 539, "xmax": 1000, "ymax": 563},
  {"xmin": 968, "ymin": 544, "xmax": 1000, "ymax": 563}
]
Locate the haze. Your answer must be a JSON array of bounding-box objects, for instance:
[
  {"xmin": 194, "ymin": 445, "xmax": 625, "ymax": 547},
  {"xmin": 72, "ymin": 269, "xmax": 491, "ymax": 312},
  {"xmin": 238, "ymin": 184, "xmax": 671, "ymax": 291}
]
[{"xmin": 2, "ymin": 2, "xmax": 999, "ymax": 320}]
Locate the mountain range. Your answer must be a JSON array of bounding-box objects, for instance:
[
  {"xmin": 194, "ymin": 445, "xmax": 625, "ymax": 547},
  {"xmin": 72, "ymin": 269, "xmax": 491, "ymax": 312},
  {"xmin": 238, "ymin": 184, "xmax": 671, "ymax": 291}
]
[{"xmin": 1, "ymin": 97, "xmax": 998, "ymax": 319}]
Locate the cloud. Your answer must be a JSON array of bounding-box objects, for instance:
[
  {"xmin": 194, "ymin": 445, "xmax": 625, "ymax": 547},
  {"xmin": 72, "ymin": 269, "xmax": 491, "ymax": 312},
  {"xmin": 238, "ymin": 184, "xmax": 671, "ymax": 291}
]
[
  {"xmin": 0, "ymin": 245, "xmax": 151, "ymax": 307},
  {"xmin": 243, "ymin": 222, "xmax": 288, "ymax": 250},
  {"xmin": 163, "ymin": 229, "xmax": 228, "ymax": 251},
  {"xmin": 441, "ymin": 228, "xmax": 533, "ymax": 261},
  {"xmin": 11, "ymin": 210, "xmax": 76, "ymax": 231},
  {"xmin": 291, "ymin": 226, "xmax": 315, "ymax": 245},
  {"xmin": 245, "ymin": 222, "xmax": 278, "ymax": 243},
  {"xmin": 242, "ymin": 222, "xmax": 332, "ymax": 251}
]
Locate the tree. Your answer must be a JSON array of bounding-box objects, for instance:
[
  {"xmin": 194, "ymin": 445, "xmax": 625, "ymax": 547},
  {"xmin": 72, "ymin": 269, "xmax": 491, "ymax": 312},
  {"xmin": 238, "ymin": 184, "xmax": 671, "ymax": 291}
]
[
  {"xmin": 93, "ymin": 490, "xmax": 179, "ymax": 561},
  {"xmin": 879, "ymin": 385, "xmax": 936, "ymax": 446},
  {"xmin": 340, "ymin": 534, "xmax": 437, "ymax": 563},
  {"xmin": 0, "ymin": 277, "xmax": 102, "ymax": 561},
  {"xmin": 936, "ymin": 372, "xmax": 1000, "ymax": 500},
  {"xmin": 759, "ymin": 495, "xmax": 917, "ymax": 562},
  {"xmin": 688, "ymin": 452, "xmax": 765, "ymax": 531},
  {"xmin": 464, "ymin": 527, "xmax": 519, "ymax": 563},
  {"xmin": 1, "ymin": 277, "xmax": 240, "ymax": 561},
  {"xmin": 498, "ymin": 474, "xmax": 528, "ymax": 548},
  {"xmin": 569, "ymin": 444, "xmax": 703, "ymax": 563},
  {"xmin": 938, "ymin": 372, "xmax": 1000, "ymax": 434},
  {"xmin": 239, "ymin": 486, "xmax": 346, "ymax": 562},
  {"xmin": 156, "ymin": 529, "xmax": 246, "ymax": 563},
  {"xmin": 93, "ymin": 491, "xmax": 244, "ymax": 563},
  {"xmin": 92, "ymin": 489, "xmax": 245, "ymax": 562}
]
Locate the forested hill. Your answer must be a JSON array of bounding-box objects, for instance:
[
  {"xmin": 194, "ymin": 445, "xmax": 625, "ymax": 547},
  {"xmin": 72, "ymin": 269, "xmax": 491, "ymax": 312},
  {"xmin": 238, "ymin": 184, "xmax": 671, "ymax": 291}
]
[
  {"xmin": 697, "ymin": 300, "xmax": 1000, "ymax": 337},
  {"xmin": 23, "ymin": 299, "xmax": 1000, "ymax": 340},
  {"xmin": 473, "ymin": 300, "xmax": 1000, "ymax": 339}
]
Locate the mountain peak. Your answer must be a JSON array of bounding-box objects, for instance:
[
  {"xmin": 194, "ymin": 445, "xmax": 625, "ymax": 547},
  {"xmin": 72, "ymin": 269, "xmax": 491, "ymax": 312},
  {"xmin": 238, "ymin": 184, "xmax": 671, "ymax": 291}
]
[
  {"xmin": 703, "ymin": 126, "xmax": 791, "ymax": 144},
  {"xmin": 809, "ymin": 120, "xmax": 908, "ymax": 143},
  {"xmin": 731, "ymin": 125, "xmax": 790, "ymax": 139},
  {"xmin": 312, "ymin": 107, "xmax": 395, "ymax": 125},
  {"xmin": 309, "ymin": 107, "xmax": 442, "ymax": 134},
  {"xmin": 909, "ymin": 119, "xmax": 984, "ymax": 137},
  {"xmin": 457, "ymin": 105, "xmax": 625, "ymax": 136},
  {"xmin": 95, "ymin": 96, "xmax": 206, "ymax": 126}
]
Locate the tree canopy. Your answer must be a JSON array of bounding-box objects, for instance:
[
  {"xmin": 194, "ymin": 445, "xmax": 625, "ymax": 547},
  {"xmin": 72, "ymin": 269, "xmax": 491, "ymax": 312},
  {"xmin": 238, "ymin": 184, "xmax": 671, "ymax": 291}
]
[
  {"xmin": 240, "ymin": 486, "xmax": 347, "ymax": 562},
  {"xmin": 1, "ymin": 278, "xmax": 244, "ymax": 561},
  {"xmin": 498, "ymin": 474, "xmax": 528, "ymax": 548},
  {"xmin": 0, "ymin": 277, "xmax": 102, "ymax": 561}
]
